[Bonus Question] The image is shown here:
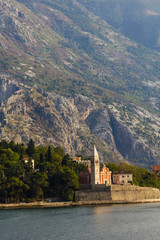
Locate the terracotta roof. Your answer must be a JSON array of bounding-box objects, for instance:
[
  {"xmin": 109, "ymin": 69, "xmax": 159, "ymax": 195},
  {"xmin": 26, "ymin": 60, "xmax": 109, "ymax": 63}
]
[{"xmin": 152, "ymin": 165, "xmax": 160, "ymax": 171}]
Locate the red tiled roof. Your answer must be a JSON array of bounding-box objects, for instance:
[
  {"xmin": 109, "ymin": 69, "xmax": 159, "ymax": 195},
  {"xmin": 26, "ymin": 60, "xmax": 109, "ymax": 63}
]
[{"xmin": 152, "ymin": 165, "xmax": 160, "ymax": 171}]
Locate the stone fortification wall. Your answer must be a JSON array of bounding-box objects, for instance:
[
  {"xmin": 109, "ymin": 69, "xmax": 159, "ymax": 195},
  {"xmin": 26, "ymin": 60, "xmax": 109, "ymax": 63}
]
[
  {"xmin": 111, "ymin": 185, "xmax": 160, "ymax": 201},
  {"xmin": 75, "ymin": 184, "xmax": 160, "ymax": 202},
  {"xmin": 75, "ymin": 185, "xmax": 111, "ymax": 202}
]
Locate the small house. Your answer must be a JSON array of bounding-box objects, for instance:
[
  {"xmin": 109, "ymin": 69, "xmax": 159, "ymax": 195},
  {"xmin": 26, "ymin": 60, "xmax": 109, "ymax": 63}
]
[
  {"xmin": 113, "ymin": 171, "xmax": 133, "ymax": 184},
  {"xmin": 72, "ymin": 157, "xmax": 91, "ymax": 166}
]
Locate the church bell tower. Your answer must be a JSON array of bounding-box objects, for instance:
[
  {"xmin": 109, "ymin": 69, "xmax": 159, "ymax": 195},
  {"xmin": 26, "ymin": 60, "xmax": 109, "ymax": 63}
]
[{"xmin": 91, "ymin": 145, "xmax": 100, "ymax": 184}]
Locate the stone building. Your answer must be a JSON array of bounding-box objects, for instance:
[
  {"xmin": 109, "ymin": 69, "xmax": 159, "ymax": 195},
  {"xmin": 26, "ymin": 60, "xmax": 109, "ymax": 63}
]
[
  {"xmin": 113, "ymin": 171, "xmax": 133, "ymax": 184},
  {"xmin": 72, "ymin": 156, "xmax": 90, "ymax": 166},
  {"xmin": 78, "ymin": 165, "xmax": 91, "ymax": 185}
]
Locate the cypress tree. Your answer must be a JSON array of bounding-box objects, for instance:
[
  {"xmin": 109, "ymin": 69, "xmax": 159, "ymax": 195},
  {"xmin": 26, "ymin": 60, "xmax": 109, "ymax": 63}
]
[{"xmin": 26, "ymin": 139, "xmax": 35, "ymax": 157}]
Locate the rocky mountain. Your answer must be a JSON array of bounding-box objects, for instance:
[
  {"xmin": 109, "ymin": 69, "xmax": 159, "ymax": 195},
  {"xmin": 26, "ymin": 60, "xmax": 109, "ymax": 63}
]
[
  {"xmin": 0, "ymin": 0, "xmax": 160, "ymax": 168},
  {"xmin": 78, "ymin": 0, "xmax": 160, "ymax": 52},
  {"xmin": 0, "ymin": 76, "xmax": 159, "ymax": 168}
]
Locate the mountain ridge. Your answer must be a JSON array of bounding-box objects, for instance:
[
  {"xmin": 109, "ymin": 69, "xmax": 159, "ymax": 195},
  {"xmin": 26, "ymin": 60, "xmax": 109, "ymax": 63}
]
[{"xmin": 0, "ymin": 0, "xmax": 160, "ymax": 167}]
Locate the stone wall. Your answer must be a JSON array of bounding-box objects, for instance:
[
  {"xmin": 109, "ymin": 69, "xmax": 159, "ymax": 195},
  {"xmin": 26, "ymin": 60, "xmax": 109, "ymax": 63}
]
[
  {"xmin": 75, "ymin": 185, "xmax": 111, "ymax": 202},
  {"xmin": 75, "ymin": 184, "xmax": 160, "ymax": 202},
  {"xmin": 111, "ymin": 185, "xmax": 160, "ymax": 201}
]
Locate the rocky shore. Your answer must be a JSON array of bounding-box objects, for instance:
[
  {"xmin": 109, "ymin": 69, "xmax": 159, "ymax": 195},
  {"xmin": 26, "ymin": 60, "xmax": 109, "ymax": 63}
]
[{"xmin": 1, "ymin": 199, "xmax": 160, "ymax": 210}]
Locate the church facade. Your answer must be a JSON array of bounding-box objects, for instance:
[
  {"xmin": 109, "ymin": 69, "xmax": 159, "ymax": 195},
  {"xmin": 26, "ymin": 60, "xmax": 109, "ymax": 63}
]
[{"xmin": 78, "ymin": 146, "xmax": 111, "ymax": 185}]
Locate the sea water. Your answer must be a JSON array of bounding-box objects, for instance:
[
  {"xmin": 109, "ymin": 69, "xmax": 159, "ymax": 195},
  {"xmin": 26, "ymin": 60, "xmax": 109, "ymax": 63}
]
[{"xmin": 0, "ymin": 203, "xmax": 160, "ymax": 240}]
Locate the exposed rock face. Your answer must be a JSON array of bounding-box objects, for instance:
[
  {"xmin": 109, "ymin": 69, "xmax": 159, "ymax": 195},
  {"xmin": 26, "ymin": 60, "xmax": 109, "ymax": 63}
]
[
  {"xmin": 86, "ymin": 109, "xmax": 114, "ymax": 146},
  {"xmin": 110, "ymin": 115, "xmax": 157, "ymax": 167},
  {"xmin": 0, "ymin": 77, "xmax": 159, "ymax": 168},
  {"xmin": 0, "ymin": 76, "xmax": 19, "ymax": 103},
  {"xmin": 0, "ymin": 0, "xmax": 38, "ymax": 47}
]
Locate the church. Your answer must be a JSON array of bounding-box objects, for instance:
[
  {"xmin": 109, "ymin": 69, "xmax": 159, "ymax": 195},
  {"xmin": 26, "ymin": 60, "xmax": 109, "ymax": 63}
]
[{"xmin": 78, "ymin": 145, "xmax": 112, "ymax": 185}]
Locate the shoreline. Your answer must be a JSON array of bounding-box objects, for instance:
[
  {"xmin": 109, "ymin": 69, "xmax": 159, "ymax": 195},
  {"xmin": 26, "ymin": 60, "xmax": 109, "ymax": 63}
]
[{"xmin": 1, "ymin": 199, "xmax": 160, "ymax": 209}]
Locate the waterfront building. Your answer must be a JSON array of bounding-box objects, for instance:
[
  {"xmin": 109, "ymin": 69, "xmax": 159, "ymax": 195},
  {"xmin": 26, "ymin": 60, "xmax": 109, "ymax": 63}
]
[
  {"xmin": 78, "ymin": 145, "xmax": 111, "ymax": 185},
  {"xmin": 78, "ymin": 165, "xmax": 91, "ymax": 184},
  {"xmin": 113, "ymin": 171, "xmax": 133, "ymax": 184}
]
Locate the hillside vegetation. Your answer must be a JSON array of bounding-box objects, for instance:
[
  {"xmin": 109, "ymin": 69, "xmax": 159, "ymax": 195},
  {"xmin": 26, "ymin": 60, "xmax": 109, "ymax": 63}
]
[
  {"xmin": 106, "ymin": 162, "xmax": 160, "ymax": 188},
  {"xmin": 0, "ymin": 139, "xmax": 159, "ymax": 203},
  {"xmin": 0, "ymin": 0, "xmax": 159, "ymax": 167},
  {"xmin": 0, "ymin": 140, "xmax": 86, "ymax": 203}
]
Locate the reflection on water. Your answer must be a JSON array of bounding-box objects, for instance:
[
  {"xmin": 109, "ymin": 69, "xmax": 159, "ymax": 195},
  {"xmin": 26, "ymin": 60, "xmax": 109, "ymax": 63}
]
[
  {"xmin": 93, "ymin": 205, "xmax": 113, "ymax": 215},
  {"xmin": 0, "ymin": 203, "xmax": 160, "ymax": 240}
]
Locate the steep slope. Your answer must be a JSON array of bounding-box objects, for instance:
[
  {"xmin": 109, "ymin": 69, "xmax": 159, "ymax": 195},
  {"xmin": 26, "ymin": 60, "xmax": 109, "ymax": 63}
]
[
  {"xmin": 78, "ymin": 0, "xmax": 160, "ymax": 52},
  {"xmin": 0, "ymin": 77, "xmax": 159, "ymax": 168},
  {"xmin": 0, "ymin": 0, "xmax": 160, "ymax": 167},
  {"xmin": 0, "ymin": 0, "xmax": 159, "ymax": 105}
]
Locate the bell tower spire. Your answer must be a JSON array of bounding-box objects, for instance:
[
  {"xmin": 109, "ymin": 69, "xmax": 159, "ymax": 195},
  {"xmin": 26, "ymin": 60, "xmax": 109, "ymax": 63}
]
[{"xmin": 91, "ymin": 145, "xmax": 100, "ymax": 184}]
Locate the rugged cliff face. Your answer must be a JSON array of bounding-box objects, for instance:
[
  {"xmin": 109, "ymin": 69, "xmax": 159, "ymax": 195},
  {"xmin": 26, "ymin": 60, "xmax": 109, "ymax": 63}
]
[
  {"xmin": 0, "ymin": 0, "xmax": 160, "ymax": 168},
  {"xmin": 0, "ymin": 77, "xmax": 159, "ymax": 168},
  {"xmin": 110, "ymin": 115, "xmax": 157, "ymax": 167}
]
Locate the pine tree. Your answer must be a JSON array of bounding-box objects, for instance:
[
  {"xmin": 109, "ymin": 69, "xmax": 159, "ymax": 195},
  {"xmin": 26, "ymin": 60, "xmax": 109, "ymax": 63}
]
[
  {"xmin": 26, "ymin": 139, "xmax": 35, "ymax": 157},
  {"xmin": 46, "ymin": 146, "xmax": 52, "ymax": 162}
]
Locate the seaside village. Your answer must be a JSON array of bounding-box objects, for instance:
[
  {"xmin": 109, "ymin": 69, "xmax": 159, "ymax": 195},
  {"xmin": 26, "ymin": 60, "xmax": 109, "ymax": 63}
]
[
  {"xmin": 24, "ymin": 145, "xmax": 160, "ymax": 190},
  {"xmin": 73, "ymin": 146, "xmax": 160, "ymax": 187},
  {"xmin": 24, "ymin": 145, "xmax": 133, "ymax": 186},
  {"xmin": 72, "ymin": 145, "xmax": 133, "ymax": 186},
  {"xmin": 3, "ymin": 144, "xmax": 160, "ymax": 204}
]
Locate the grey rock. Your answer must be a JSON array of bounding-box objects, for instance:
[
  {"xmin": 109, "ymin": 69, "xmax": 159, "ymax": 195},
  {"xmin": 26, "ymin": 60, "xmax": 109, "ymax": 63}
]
[{"xmin": 0, "ymin": 77, "xmax": 159, "ymax": 167}]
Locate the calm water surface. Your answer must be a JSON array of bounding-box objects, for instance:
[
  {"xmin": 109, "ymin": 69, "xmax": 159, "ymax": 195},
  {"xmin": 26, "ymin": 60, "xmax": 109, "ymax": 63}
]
[{"xmin": 0, "ymin": 203, "xmax": 160, "ymax": 240}]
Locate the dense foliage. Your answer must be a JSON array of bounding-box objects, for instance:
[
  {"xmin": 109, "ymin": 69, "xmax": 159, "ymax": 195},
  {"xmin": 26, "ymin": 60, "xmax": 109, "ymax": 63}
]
[
  {"xmin": 106, "ymin": 162, "xmax": 160, "ymax": 188},
  {"xmin": 0, "ymin": 139, "xmax": 160, "ymax": 203},
  {"xmin": 0, "ymin": 140, "xmax": 86, "ymax": 203}
]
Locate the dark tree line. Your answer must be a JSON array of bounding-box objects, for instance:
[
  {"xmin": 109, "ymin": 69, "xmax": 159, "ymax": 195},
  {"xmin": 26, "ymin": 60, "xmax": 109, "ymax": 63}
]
[{"xmin": 0, "ymin": 140, "xmax": 85, "ymax": 203}]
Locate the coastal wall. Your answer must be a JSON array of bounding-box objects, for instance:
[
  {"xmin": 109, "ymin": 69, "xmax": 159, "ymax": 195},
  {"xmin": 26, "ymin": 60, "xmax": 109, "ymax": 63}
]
[
  {"xmin": 111, "ymin": 185, "xmax": 160, "ymax": 201},
  {"xmin": 1, "ymin": 185, "xmax": 160, "ymax": 209},
  {"xmin": 75, "ymin": 185, "xmax": 111, "ymax": 202},
  {"xmin": 75, "ymin": 184, "xmax": 160, "ymax": 202}
]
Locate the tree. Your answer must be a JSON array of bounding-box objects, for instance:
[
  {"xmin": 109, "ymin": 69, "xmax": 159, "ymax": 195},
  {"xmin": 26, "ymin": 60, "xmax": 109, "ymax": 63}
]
[
  {"xmin": 39, "ymin": 153, "xmax": 46, "ymax": 172},
  {"xmin": 62, "ymin": 154, "xmax": 71, "ymax": 166},
  {"xmin": 8, "ymin": 177, "xmax": 29, "ymax": 203},
  {"xmin": 106, "ymin": 162, "xmax": 120, "ymax": 173},
  {"xmin": 60, "ymin": 167, "xmax": 79, "ymax": 201},
  {"xmin": 54, "ymin": 147, "xmax": 65, "ymax": 158},
  {"xmin": 31, "ymin": 172, "xmax": 48, "ymax": 200},
  {"xmin": 26, "ymin": 139, "xmax": 35, "ymax": 157},
  {"xmin": 46, "ymin": 146, "xmax": 52, "ymax": 162}
]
